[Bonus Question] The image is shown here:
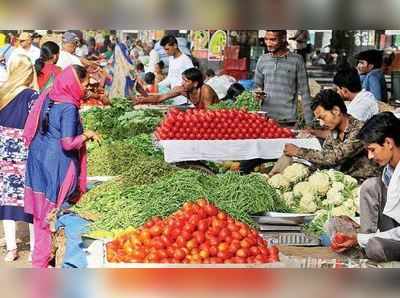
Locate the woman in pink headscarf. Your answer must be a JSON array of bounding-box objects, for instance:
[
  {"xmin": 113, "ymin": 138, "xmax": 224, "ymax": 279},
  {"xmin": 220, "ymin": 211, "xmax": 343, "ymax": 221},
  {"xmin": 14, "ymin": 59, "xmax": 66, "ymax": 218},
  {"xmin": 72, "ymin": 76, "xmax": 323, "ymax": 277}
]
[{"xmin": 23, "ymin": 65, "xmax": 101, "ymax": 268}]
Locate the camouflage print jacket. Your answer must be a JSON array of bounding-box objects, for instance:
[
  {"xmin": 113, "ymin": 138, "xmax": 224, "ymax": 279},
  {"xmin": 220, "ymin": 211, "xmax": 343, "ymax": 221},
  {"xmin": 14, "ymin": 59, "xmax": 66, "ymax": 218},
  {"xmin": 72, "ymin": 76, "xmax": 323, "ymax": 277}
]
[{"xmin": 296, "ymin": 116, "xmax": 382, "ymax": 182}]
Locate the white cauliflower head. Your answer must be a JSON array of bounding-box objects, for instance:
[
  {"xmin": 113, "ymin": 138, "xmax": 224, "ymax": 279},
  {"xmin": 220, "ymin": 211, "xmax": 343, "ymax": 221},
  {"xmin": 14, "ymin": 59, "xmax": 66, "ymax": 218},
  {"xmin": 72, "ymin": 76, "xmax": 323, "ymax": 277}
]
[
  {"xmin": 331, "ymin": 205, "xmax": 356, "ymax": 217},
  {"xmin": 282, "ymin": 163, "xmax": 310, "ymax": 183},
  {"xmin": 299, "ymin": 193, "xmax": 318, "ymax": 213},
  {"xmin": 293, "ymin": 181, "xmax": 316, "ymax": 197},
  {"xmin": 331, "ymin": 182, "xmax": 345, "ymax": 192},
  {"xmin": 326, "ymin": 188, "xmax": 345, "ymax": 206},
  {"xmin": 308, "ymin": 172, "xmax": 331, "ymax": 195},
  {"xmin": 344, "ymin": 175, "xmax": 358, "ymax": 188},
  {"xmin": 352, "ymin": 186, "xmax": 361, "ymax": 213},
  {"xmin": 268, "ymin": 174, "xmax": 290, "ymax": 190},
  {"xmin": 324, "ymin": 169, "xmax": 345, "ymax": 183},
  {"xmin": 283, "ymin": 192, "xmax": 296, "ymax": 207}
]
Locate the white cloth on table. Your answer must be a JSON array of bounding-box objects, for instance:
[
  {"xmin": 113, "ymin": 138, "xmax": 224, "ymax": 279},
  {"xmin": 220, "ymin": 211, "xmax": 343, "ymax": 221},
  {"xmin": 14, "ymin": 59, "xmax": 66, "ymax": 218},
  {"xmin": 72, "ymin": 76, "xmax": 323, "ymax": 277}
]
[{"xmin": 160, "ymin": 138, "xmax": 322, "ymax": 163}]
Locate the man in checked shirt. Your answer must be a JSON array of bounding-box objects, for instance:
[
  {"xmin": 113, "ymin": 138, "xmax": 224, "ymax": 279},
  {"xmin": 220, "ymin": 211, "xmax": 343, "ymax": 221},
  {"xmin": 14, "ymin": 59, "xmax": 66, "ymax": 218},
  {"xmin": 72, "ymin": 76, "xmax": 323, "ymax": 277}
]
[{"xmin": 240, "ymin": 30, "xmax": 314, "ymax": 174}]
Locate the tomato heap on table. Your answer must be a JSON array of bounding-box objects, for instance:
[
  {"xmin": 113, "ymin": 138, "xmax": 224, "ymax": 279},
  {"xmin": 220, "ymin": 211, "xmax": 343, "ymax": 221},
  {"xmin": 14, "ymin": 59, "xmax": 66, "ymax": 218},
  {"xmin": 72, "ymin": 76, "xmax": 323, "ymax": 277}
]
[
  {"xmin": 106, "ymin": 199, "xmax": 279, "ymax": 264},
  {"xmin": 155, "ymin": 108, "xmax": 294, "ymax": 140}
]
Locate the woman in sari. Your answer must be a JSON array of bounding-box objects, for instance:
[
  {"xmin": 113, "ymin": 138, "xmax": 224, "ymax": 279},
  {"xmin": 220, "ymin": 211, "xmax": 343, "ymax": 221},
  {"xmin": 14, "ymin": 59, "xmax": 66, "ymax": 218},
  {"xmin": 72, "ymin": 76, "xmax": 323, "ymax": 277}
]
[
  {"xmin": 24, "ymin": 65, "xmax": 100, "ymax": 268},
  {"xmin": 35, "ymin": 41, "xmax": 61, "ymax": 91},
  {"xmin": 0, "ymin": 54, "xmax": 38, "ymax": 262}
]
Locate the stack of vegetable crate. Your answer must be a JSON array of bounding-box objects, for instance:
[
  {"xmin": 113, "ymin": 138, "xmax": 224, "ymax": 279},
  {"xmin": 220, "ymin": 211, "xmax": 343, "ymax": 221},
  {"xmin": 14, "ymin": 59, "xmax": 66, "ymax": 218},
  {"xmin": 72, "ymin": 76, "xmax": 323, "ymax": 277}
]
[{"xmin": 223, "ymin": 46, "xmax": 248, "ymax": 80}]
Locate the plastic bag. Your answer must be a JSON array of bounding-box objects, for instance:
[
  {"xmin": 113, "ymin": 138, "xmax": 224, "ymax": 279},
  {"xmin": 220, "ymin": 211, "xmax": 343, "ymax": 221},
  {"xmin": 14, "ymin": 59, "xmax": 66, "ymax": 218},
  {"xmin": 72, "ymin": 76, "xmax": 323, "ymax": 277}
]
[{"xmin": 325, "ymin": 215, "xmax": 360, "ymax": 239}]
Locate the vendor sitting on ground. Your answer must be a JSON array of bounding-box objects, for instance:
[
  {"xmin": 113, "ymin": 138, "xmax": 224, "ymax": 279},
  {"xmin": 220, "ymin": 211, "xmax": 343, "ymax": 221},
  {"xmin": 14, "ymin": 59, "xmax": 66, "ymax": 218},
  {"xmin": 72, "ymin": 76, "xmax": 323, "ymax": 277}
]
[
  {"xmin": 134, "ymin": 67, "xmax": 219, "ymax": 109},
  {"xmin": 279, "ymin": 89, "xmax": 381, "ymax": 182},
  {"xmin": 331, "ymin": 112, "xmax": 400, "ymax": 262}
]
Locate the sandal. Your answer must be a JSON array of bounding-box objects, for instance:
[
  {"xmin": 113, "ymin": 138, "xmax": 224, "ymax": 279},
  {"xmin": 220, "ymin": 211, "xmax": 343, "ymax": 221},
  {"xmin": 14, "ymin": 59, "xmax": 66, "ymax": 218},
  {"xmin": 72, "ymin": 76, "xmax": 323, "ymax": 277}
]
[{"xmin": 4, "ymin": 249, "xmax": 18, "ymax": 262}]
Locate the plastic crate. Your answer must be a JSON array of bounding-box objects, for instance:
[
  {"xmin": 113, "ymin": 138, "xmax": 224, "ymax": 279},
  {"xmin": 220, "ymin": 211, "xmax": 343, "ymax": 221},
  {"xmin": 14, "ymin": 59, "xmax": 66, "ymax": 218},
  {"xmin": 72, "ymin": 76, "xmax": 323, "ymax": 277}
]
[
  {"xmin": 224, "ymin": 46, "xmax": 240, "ymax": 59},
  {"xmin": 223, "ymin": 58, "xmax": 248, "ymax": 71}
]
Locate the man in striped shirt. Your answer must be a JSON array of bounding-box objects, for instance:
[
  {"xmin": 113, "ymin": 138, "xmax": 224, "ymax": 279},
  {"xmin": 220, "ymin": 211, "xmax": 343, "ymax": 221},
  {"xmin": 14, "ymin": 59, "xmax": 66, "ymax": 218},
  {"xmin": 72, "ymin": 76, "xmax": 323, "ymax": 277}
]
[
  {"xmin": 255, "ymin": 30, "xmax": 313, "ymax": 126},
  {"xmin": 240, "ymin": 30, "xmax": 313, "ymax": 174}
]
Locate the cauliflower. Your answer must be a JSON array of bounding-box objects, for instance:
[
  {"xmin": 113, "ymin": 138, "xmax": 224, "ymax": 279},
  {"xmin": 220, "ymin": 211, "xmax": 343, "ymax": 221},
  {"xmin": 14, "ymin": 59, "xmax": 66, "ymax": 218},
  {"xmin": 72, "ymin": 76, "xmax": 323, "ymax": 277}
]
[
  {"xmin": 343, "ymin": 199, "xmax": 355, "ymax": 210},
  {"xmin": 282, "ymin": 163, "xmax": 310, "ymax": 183},
  {"xmin": 326, "ymin": 188, "xmax": 345, "ymax": 206},
  {"xmin": 283, "ymin": 192, "xmax": 296, "ymax": 207},
  {"xmin": 308, "ymin": 172, "xmax": 331, "ymax": 195},
  {"xmin": 324, "ymin": 169, "xmax": 345, "ymax": 183},
  {"xmin": 331, "ymin": 182, "xmax": 345, "ymax": 192},
  {"xmin": 299, "ymin": 193, "xmax": 318, "ymax": 213},
  {"xmin": 344, "ymin": 175, "xmax": 358, "ymax": 188},
  {"xmin": 268, "ymin": 174, "xmax": 290, "ymax": 190},
  {"xmin": 332, "ymin": 205, "xmax": 356, "ymax": 217},
  {"xmin": 293, "ymin": 181, "xmax": 316, "ymax": 197}
]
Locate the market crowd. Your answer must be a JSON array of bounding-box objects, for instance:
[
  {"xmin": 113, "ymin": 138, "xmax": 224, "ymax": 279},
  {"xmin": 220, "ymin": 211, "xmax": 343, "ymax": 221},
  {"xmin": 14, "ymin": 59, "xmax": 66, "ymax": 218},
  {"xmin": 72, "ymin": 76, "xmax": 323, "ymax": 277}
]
[{"xmin": 0, "ymin": 29, "xmax": 400, "ymax": 267}]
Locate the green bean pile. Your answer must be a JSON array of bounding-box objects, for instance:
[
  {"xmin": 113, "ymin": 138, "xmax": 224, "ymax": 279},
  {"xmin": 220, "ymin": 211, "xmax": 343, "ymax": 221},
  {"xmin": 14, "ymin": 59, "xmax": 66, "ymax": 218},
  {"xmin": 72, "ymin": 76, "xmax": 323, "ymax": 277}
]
[{"xmin": 75, "ymin": 170, "xmax": 289, "ymax": 231}]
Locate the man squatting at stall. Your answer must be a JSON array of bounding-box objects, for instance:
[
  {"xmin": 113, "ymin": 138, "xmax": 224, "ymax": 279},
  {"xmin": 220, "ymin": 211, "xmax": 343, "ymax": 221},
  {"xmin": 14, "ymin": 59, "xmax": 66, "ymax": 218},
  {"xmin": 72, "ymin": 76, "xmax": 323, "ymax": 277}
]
[
  {"xmin": 331, "ymin": 112, "xmax": 400, "ymax": 262},
  {"xmin": 281, "ymin": 89, "xmax": 381, "ymax": 183}
]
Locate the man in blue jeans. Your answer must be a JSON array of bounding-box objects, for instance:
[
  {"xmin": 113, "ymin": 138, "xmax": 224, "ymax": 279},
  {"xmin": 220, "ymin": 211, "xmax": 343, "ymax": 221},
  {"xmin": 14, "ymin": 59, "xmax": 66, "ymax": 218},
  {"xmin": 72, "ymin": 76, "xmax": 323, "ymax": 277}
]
[{"xmin": 356, "ymin": 49, "xmax": 388, "ymax": 102}]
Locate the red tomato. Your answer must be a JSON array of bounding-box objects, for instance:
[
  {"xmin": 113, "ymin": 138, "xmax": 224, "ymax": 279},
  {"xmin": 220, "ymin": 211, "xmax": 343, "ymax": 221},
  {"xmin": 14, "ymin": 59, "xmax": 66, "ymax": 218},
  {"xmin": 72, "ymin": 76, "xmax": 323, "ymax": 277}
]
[
  {"xmin": 240, "ymin": 239, "xmax": 252, "ymax": 249},
  {"xmin": 219, "ymin": 228, "xmax": 231, "ymax": 240},
  {"xmin": 228, "ymin": 242, "xmax": 241, "ymax": 255},
  {"xmin": 170, "ymin": 228, "xmax": 181, "ymax": 240},
  {"xmin": 231, "ymin": 231, "xmax": 243, "ymax": 241},
  {"xmin": 183, "ymin": 223, "xmax": 196, "ymax": 234},
  {"xmin": 193, "ymin": 231, "xmax": 206, "ymax": 244},
  {"xmin": 259, "ymin": 247, "xmax": 270, "ymax": 257},
  {"xmin": 176, "ymin": 236, "xmax": 187, "ymax": 248},
  {"xmin": 236, "ymin": 248, "xmax": 249, "ymax": 258},
  {"xmin": 140, "ymin": 230, "xmax": 152, "ymax": 241},
  {"xmin": 218, "ymin": 242, "xmax": 229, "ymax": 253},
  {"xmin": 173, "ymin": 248, "xmax": 186, "ymax": 261},
  {"xmin": 269, "ymin": 246, "xmax": 279, "ymax": 256},
  {"xmin": 186, "ymin": 239, "xmax": 198, "ymax": 250},
  {"xmin": 217, "ymin": 251, "xmax": 232, "ymax": 260},
  {"xmin": 205, "ymin": 205, "xmax": 218, "ymax": 216},
  {"xmin": 197, "ymin": 220, "xmax": 209, "ymax": 232},
  {"xmin": 181, "ymin": 230, "xmax": 192, "ymax": 241},
  {"xmin": 239, "ymin": 228, "xmax": 249, "ymax": 238},
  {"xmin": 227, "ymin": 223, "xmax": 239, "ymax": 232},
  {"xmin": 249, "ymin": 246, "xmax": 260, "ymax": 257},
  {"xmin": 199, "ymin": 249, "xmax": 210, "ymax": 259}
]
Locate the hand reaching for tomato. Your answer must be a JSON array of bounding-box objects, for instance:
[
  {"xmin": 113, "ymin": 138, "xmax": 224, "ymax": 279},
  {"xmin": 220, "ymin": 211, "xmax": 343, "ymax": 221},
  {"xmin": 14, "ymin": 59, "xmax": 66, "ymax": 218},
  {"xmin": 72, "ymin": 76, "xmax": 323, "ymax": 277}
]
[{"xmin": 330, "ymin": 232, "xmax": 358, "ymax": 253}]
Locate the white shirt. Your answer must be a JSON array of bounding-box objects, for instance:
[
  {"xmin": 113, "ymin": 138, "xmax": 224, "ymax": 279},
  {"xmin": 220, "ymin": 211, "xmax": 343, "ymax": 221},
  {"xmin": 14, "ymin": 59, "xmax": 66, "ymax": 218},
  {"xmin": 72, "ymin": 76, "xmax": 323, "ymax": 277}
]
[
  {"xmin": 147, "ymin": 49, "xmax": 160, "ymax": 73},
  {"xmin": 75, "ymin": 45, "xmax": 89, "ymax": 57},
  {"xmin": 206, "ymin": 75, "xmax": 237, "ymax": 100},
  {"xmin": 358, "ymin": 162, "xmax": 400, "ymax": 248},
  {"xmin": 57, "ymin": 50, "xmax": 83, "ymax": 70},
  {"xmin": 346, "ymin": 90, "xmax": 379, "ymax": 122},
  {"xmin": 159, "ymin": 53, "xmax": 193, "ymax": 89},
  {"xmin": 159, "ymin": 53, "xmax": 193, "ymax": 105},
  {"xmin": 7, "ymin": 45, "xmax": 40, "ymax": 67}
]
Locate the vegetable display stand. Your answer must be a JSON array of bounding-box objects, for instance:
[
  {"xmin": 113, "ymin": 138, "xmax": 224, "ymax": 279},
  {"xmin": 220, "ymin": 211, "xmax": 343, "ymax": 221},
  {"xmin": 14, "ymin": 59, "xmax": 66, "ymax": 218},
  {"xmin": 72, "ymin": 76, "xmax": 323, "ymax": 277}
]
[{"xmin": 159, "ymin": 138, "xmax": 321, "ymax": 163}]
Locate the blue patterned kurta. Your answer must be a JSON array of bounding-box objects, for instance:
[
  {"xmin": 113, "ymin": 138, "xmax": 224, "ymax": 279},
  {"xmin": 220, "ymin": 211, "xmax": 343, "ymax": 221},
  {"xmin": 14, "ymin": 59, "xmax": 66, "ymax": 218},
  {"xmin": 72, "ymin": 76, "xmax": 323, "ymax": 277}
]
[{"xmin": 0, "ymin": 89, "xmax": 38, "ymax": 223}]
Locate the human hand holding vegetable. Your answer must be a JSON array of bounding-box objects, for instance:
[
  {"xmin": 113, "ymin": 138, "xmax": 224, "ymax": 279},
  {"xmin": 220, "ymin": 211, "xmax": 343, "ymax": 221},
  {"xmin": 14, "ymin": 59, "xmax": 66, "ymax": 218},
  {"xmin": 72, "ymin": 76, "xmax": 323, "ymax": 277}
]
[
  {"xmin": 283, "ymin": 144, "xmax": 301, "ymax": 157},
  {"xmin": 330, "ymin": 232, "xmax": 358, "ymax": 253}
]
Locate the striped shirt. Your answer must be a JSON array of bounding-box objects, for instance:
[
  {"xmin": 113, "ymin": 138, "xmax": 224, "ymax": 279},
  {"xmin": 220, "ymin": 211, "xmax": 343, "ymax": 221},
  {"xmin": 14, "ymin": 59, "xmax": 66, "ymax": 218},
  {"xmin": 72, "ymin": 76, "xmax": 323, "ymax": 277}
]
[{"xmin": 254, "ymin": 52, "xmax": 313, "ymax": 124}]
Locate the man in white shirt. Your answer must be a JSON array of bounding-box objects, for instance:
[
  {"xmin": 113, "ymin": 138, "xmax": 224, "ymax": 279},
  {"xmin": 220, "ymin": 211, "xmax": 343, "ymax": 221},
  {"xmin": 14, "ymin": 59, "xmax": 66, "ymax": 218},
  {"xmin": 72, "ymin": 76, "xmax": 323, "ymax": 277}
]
[
  {"xmin": 56, "ymin": 31, "xmax": 83, "ymax": 69},
  {"xmin": 334, "ymin": 66, "xmax": 379, "ymax": 122},
  {"xmin": 332, "ymin": 112, "xmax": 400, "ymax": 262},
  {"xmin": 158, "ymin": 35, "xmax": 193, "ymax": 105},
  {"xmin": 7, "ymin": 32, "xmax": 40, "ymax": 66}
]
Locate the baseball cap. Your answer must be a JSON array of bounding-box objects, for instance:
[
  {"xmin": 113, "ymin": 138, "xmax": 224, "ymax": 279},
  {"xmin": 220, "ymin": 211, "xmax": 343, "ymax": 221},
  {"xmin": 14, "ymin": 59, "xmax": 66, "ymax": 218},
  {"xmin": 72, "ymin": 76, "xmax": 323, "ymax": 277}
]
[
  {"xmin": 18, "ymin": 32, "xmax": 32, "ymax": 41},
  {"xmin": 62, "ymin": 31, "xmax": 80, "ymax": 44}
]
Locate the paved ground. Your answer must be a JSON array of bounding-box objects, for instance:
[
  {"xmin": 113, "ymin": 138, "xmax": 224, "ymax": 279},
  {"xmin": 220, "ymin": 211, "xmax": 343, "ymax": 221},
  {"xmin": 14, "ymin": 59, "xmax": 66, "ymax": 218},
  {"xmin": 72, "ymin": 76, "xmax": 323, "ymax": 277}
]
[{"xmin": 0, "ymin": 222, "xmax": 32, "ymax": 268}]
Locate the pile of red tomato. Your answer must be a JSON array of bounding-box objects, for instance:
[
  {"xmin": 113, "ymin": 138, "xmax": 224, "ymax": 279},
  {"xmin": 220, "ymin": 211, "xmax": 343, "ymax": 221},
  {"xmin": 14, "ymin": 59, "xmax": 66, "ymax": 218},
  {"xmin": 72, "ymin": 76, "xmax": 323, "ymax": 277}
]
[
  {"xmin": 106, "ymin": 199, "xmax": 279, "ymax": 264},
  {"xmin": 155, "ymin": 108, "xmax": 294, "ymax": 140}
]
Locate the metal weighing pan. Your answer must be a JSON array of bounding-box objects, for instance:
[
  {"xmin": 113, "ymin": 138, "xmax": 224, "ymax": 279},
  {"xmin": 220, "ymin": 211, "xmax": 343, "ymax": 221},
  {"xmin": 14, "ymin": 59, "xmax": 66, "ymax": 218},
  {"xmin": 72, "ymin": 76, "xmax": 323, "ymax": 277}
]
[{"xmin": 252, "ymin": 212, "xmax": 315, "ymax": 226}]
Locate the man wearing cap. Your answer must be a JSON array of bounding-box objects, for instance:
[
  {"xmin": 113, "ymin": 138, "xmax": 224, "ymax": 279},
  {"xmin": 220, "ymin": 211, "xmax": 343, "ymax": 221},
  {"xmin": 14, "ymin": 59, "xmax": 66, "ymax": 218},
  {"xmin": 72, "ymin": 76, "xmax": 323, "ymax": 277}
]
[
  {"xmin": 356, "ymin": 49, "xmax": 388, "ymax": 101},
  {"xmin": 56, "ymin": 31, "xmax": 84, "ymax": 70},
  {"xmin": 7, "ymin": 32, "xmax": 40, "ymax": 67},
  {"xmin": 31, "ymin": 32, "xmax": 42, "ymax": 48}
]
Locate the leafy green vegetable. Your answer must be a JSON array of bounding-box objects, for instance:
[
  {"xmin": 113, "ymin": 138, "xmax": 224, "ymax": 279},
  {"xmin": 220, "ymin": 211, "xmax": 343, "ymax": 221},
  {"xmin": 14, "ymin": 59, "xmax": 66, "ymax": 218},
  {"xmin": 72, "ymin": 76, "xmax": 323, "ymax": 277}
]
[{"xmin": 209, "ymin": 91, "xmax": 261, "ymax": 111}]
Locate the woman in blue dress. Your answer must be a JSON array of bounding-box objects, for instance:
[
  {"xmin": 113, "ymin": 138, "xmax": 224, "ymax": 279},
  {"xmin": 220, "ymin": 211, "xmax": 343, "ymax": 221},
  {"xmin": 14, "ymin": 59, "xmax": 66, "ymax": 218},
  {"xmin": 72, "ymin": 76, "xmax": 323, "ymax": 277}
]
[
  {"xmin": 0, "ymin": 54, "xmax": 38, "ymax": 262},
  {"xmin": 23, "ymin": 65, "xmax": 100, "ymax": 268}
]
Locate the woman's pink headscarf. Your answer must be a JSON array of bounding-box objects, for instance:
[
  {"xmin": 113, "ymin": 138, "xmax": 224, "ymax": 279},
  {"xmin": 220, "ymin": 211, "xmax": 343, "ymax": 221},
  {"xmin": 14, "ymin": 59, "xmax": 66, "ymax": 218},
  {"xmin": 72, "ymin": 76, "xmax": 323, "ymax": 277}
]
[{"xmin": 24, "ymin": 65, "xmax": 88, "ymax": 193}]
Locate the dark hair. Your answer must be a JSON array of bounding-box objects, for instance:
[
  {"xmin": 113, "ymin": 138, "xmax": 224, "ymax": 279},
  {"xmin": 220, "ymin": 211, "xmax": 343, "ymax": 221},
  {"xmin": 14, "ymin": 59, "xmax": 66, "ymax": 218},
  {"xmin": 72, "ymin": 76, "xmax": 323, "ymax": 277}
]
[
  {"xmin": 266, "ymin": 30, "xmax": 287, "ymax": 38},
  {"xmin": 311, "ymin": 89, "xmax": 347, "ymax": 114},
  {"xmin": 226, "ymin": 83, "xmax": 245, "ymax": 101},
  {"xmin": 182, "ymin": 67, "xmax": 204, "ymax": 87},
  {"xmin": 156, "ymin": 61, "xmax": 165, "ymax": 70},
  {"xmin": 136, "ymin": 63, "xmax": 145, "ymax": 72},
  {"xmin": 356, "ymin": 50, "xmax": 383, "ymax": 69},
  {"xmin": 35, "ymin": 41, "xmax": 60, "ymax": 75},
  {"xmin": 72, "ymin": 64, "xmax": 87, "ymax": 81},
  {"xmin": 205, "ymin": 69, "xmax": 215, "ymax": 78},
  {"xmin": 160, "ymin": 35, "xmax": 178, "ymax": 47},
  {"xmin": 358, "ymin": 112, "xmax": 400, "ymax": 146},
  {"xmin": 333, "ymin": 66, "xmax": 362, "ymax": 93},
  {"xmin": 144, "ymin": 72, "xmax": 156, "ymax": 85}
]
